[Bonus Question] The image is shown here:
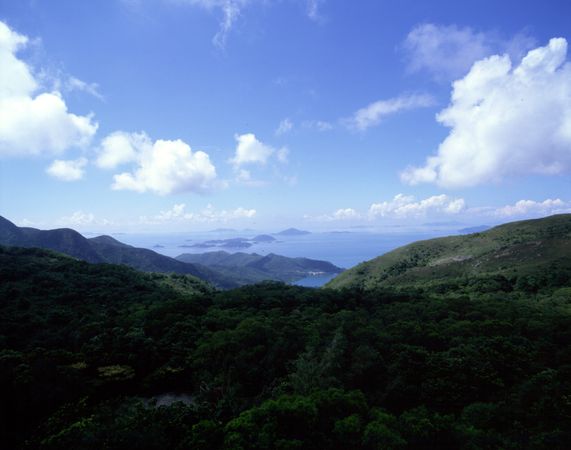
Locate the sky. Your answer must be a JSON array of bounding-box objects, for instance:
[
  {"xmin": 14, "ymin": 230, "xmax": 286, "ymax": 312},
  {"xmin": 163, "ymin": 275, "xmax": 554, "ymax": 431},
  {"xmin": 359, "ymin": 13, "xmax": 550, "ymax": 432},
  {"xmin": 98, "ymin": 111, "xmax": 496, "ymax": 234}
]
[{"xmin": 1, "ymin": 0, "xmax": 571, "ymax": 232}]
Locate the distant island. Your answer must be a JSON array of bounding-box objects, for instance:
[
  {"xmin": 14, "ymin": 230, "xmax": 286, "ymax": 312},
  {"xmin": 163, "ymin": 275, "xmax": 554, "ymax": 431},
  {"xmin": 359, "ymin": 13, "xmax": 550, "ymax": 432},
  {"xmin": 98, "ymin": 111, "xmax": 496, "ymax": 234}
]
[
  {"xmin": 0, "ymin": 216, "xmax": 324, "ymax": 289},
  {"xmin": 274, "ymin": 228, "xmax": 311, "ymax": 236},
  {"xmin": 188, "ymin": 234, "xmax": 277, "ymax": 249}
]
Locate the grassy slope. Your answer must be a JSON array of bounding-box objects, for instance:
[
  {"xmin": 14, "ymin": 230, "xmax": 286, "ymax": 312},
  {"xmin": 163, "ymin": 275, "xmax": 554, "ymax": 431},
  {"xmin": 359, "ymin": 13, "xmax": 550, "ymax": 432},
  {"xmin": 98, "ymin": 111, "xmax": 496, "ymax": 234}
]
[{"xmin": 326, "ymin": 214, "xmax": 571, "ymax": 290}]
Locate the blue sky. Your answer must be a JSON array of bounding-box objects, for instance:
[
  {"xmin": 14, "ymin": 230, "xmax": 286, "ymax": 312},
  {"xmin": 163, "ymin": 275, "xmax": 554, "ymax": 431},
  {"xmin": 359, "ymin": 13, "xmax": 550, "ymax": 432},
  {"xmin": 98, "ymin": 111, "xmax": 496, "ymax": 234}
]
[{"xmin": 1, "ymin": 0, "xmax": 571, "ymax": 231}]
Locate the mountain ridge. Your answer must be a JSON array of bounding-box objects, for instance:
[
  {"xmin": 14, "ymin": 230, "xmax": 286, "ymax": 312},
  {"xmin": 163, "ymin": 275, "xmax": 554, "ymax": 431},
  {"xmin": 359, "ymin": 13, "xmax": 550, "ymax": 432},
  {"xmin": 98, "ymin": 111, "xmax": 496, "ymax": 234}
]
[{"xmin": 326, "ymin": 214, "xmax": 571, "ymax": 292}]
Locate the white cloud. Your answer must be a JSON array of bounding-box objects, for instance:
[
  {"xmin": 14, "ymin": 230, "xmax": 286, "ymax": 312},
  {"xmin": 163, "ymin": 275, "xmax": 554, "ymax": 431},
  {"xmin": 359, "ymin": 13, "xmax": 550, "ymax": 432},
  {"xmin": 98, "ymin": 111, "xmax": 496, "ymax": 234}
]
[
  {"xmin": 333, "ymin": 208, "xmax": 360, "ymax": 220},
  {"xmin": 0, "ymin": 21, "xmax": 97, "ymax": 157},
  {"xmin": 163, "ymin": 1, "xmax": 325, "ymax": 47},
  {"xmin": 142, "ymin": 203, "xmax": 256, "ymax": 224},
  {"xmin": 403, "ymin": 23, "xmax": 535, "ymax": 81},
  {"xmin": 276, "ymin": 118, "xmax": 293, "ymax": 136},
  {"xmin": 96, "ymin": 131, "xmax": 148, "ymax": 169},
  {"xmin": 46, "ymin": 157, "xmax": 88, "ymax": 181},
  {"xmin": 66, "ymin": 76, "xmax": 103, "ymax": 100},
  {"xmin": 369, "ymin": 194, "xmax": 466, "ymax": 219},
  {"xmin": 493, "ymin": 198, "xmax": 571, "ymax": 217},
  {"xmin": 401, "ymin": 38, "xmax": 571, "ymax": 188},
  {"xmin": 345, "ymin": 93, "xmax": 435, "ymax": 131},
  {"xmin": 60, "ymin": 211, "xmax": 96, "ymax": 226},
  {"xmin": 304, "ymin": 208, "xmax": 361, "ymax": 222},
  {"xmin": 230, "ymin": 133, "xmax": 275, "ymax": 167},
  {"xmin": 58, "ymin": 211, "xmax": 113, "ymax": 228},
  {"xmin": 171, "ymin": 0, "xmax": 250, "ymax": 48},
  {"xmin": 107, "ymin": 134, "xmax": 218, "ymax": 195}
]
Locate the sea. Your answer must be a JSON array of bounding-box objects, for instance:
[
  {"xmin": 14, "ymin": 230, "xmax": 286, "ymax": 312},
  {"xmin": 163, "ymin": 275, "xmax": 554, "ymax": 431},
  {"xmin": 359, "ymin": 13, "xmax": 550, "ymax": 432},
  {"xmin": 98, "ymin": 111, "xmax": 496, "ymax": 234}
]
[{"xmin": 111, "ymin": 229, "xmax": 461, "ymax": 287}]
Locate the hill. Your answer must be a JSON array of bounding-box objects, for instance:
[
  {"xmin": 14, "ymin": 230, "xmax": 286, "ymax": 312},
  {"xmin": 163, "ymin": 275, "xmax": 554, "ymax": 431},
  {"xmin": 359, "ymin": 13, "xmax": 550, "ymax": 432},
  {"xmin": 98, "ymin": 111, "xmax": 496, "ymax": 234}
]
[
  {"xmin": 327, "ymin": 214, "xmax": 571, "ymax": 292},
  {"xmin": 0, "ymin": 217, "xmax": 235, "ymax": 288},
  {"xmin": 0, "ymin": 216, "xmax": 339, "ymax": 288},
  {"xmin": 176, "ymin": 251, "xmax": 343, "ymax": 284},
  {"xmin": 275, "ymin": 227, "xmax": 311, "ymax": 236}
]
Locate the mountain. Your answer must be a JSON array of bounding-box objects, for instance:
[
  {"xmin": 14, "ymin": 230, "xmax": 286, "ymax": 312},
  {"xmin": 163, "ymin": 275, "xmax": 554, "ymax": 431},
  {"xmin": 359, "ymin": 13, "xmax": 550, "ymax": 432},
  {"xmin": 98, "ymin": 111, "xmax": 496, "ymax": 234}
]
[
  {"xmin": 0, "ymin": 217, "xmax": 236, "ymax": 288},
  {"xmin": 176, "ymin": 251, "xmax": 343, "ymax": 285},
  {"xmin": 0, "ymin": 216, "xmax": 339, "ymax": 289},
  {"xmin": 275, "ymin": 228, "xmax": 311, "ymax": 236},
  {"xmin": 326, "ymin": 214, "xmax": 571, "ymax": 291},
  {"xmin": 0, "ymin": 216, "xmax": 104, "ymax": 263}
]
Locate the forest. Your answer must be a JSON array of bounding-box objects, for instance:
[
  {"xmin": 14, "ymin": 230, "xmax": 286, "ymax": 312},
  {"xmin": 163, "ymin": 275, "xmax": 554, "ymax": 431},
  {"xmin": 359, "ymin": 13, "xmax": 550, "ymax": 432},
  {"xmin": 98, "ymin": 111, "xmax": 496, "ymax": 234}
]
[{"xmin": 1, "ymin": 245, "xmax": 571, "ymax": 449}]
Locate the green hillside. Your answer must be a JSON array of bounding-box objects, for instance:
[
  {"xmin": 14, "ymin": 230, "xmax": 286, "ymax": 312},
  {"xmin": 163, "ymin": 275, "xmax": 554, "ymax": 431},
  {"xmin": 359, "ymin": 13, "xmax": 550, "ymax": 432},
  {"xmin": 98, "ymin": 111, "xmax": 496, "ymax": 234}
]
[
  {"xmin": 326, "ymin": 214, "xmax": 571, "ymax": 292},
  {"xmin": 176, "ymin": 251, "xmax": 343, "ymax": 285}
]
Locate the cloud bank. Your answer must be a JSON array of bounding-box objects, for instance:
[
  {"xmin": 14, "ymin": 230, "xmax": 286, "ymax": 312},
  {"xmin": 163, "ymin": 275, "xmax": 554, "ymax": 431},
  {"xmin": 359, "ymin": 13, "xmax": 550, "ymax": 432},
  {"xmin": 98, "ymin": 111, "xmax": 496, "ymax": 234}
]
[
  {"xmin": 402, "ymin": 38, "xmax": 571, "ymax": 188},
  {"xmin": 369, "ymin": 194, "xmax": 466, "ymax": 219}
]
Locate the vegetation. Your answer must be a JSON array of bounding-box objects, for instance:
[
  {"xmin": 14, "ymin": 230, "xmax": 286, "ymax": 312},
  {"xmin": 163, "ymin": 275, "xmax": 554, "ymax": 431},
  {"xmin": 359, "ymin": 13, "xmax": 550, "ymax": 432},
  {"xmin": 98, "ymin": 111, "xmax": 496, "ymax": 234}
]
[
  {"xmin": 0, "ymin": 216, "xmax": 340, "ymax": 289},
  {"xmin": 2, "ymin": 223, "xmax": 571, "ymax": 448},
  {"xmin": 327, "ymin": 214, "xmax": 571, "ymax": 291},
  {"xmin": 176, "ymin": 251, "xmax": 343, "ymax": 285}
]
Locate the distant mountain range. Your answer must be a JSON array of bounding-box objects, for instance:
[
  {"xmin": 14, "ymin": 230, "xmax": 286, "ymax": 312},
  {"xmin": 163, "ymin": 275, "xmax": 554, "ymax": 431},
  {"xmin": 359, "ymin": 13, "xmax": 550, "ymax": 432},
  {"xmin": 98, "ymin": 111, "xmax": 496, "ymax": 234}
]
[
  {"xmin": 0, "ymin": 216, "xmax": 338, "ymax": 288},
  {"xmin": 176, "ymin": 251, "xmax": 343, "ymax": 285},
  {"xmin": 327, "ymin": 214, "xmax": 571, "ymax": 291}
]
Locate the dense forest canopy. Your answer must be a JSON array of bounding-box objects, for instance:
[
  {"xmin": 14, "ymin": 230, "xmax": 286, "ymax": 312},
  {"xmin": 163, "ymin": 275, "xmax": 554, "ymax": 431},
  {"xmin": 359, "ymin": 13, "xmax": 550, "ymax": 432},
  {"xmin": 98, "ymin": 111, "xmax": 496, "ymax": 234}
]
[{"xmin": 1, "ymin": 238, "xmax": 571, "ymax": 448}]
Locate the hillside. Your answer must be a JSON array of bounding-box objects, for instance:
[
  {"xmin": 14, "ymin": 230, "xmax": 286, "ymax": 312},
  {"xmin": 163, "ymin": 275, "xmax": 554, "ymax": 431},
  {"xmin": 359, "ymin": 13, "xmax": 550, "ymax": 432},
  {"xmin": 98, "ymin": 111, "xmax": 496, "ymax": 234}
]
[
  {"xmin": 0, "ymin": 217, "xmax": 340, "ymax": 289},
  {"xmin": 327, "ymin": 214, "xmax": 571, "ymax": 292},
  {"xmin": 176, "ymin": 251, "xmax": 343, "ymax": 284},
  {"xmin": 2, "ymin": 244, "xmax": 571, "ymax": 448},
  {"xmin": 0, "ymin": 217, "xmax": 249, "ymax": 289}
]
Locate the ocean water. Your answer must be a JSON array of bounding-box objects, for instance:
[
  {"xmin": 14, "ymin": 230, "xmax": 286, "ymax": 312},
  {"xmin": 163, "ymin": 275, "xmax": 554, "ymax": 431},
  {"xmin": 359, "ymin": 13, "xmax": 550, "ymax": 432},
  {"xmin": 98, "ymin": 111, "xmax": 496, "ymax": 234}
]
[{"xmin": 113, "ymin": 230, "xmax": 456, "ymax": 287}]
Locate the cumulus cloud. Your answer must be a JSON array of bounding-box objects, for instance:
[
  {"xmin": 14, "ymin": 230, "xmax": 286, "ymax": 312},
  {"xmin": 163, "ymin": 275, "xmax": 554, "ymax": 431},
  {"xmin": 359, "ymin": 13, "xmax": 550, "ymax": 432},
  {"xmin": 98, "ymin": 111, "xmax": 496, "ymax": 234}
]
[
  {"xmin": 142, "ymin": 203, "xmax": 256, "ymax": 224},
  {"xmin": 369, "ymin": 194, "xmax": 466, "ymax": 219},
  {"xmin": 276, "ymin": 118, "xmax": 293, "ymax": 136},
  {"xmin": 333, "ymin": 208, "xmax": 360, "ymax": 220},
  {"xmin": 97, "ymin": 131, "xmax": 218, "ymax": 195},
  {"xmin": 403, "ymin": 23, "xmax": 535, "ymax": 81},
  {"xmin": 96, "ymin": 131, "xmax": 147, "ymax": 169},
  {"xmin": 345, "ymin": 93, "xmax": 435, "ymax": 131},
  {"xmin": 402, "ymin": 38, "xmax": 571, "ymax": 188},
  {"xmin": 46, "ymin": 157, "xmax": 88, "ymax": 181},
  {"xmin": 230, "ymin": 133, "xmax": 282, "ymax": 167},
  {"xmin": 0, "ymin": 21, "xmax": 97, "ymax": 157},
  {"xmin": 493, "ymin": 198, "xmax": 571, "ymax": 217}
]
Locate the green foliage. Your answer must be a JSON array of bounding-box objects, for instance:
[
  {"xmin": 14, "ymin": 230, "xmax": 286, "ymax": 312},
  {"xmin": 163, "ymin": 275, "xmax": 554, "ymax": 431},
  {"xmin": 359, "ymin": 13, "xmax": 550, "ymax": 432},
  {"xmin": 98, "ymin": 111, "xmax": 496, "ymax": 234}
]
[
  {"xmin": 327, "ymin": 213, "xmax": 571, "ymax": 293},
  {"xmin": 2, "ymin": 244, "xmax": 571, "ymax": 448}
]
